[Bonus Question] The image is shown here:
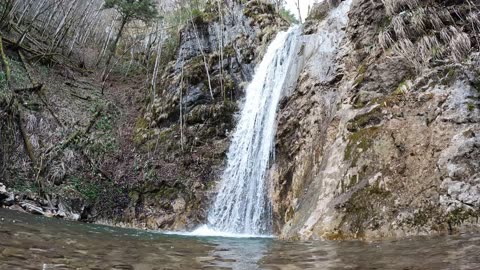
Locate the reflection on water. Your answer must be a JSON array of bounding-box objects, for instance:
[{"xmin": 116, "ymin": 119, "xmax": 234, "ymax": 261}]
[{"xmin": 1, "ymin": 208, "xmax": 480, "ymax": 269}]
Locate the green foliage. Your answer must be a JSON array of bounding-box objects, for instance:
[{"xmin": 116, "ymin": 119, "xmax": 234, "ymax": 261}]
[
  {"xmin": 95, "ymin": 115, "xmax": 114, "ymax": 131},
  {"xmin": 68, "ymin": 176, "xmax": 100, "ymax": 202},
  {"xmin": 103, "ymin": 0, "xmax": 158, "ymax": 22},
  {"xmin": 0, "ymin": 71, "xmax": 5, "ymax": 89},
  {"xmin": 279, "ymin": 8, "xmax": 298, "ymax": 25},
  {"xmin": 9, "ymin": 59, "xmax": 29, "ymax": 88},
  {"xmin": 12, "ymin": 180, "xmax": 40, "ymax": 193},
  {"xmin": 447, "ymin": 208, "xmax": 479, "ymax": 227},
  {"xmin": 344, "ymin": 127, "xmax": 380, "ymax": 166},
  {"xmin": 467, "ymin": 102, "xmax": 475, "ymax": 112}
]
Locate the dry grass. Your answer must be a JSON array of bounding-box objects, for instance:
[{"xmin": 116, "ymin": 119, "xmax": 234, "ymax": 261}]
[
  {"xmin": 378, "ymin": 29, "xmax": 395, "ymax": 49},
  {"xmin": 379, "ymin": 0, "xmax": 478, "ymax": 70},
  {"xmin": 381, "ymin": 0, "xmax": 421, "ymax": 15},
  {"xmin": 450, "ymin": 32, "xmax": 472, "ymax": 62}
]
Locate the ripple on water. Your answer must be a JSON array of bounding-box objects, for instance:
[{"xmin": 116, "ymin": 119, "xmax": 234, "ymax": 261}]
[{"xmin": 1, "ymin": 209, "xmax": 480, "ymax": 269}]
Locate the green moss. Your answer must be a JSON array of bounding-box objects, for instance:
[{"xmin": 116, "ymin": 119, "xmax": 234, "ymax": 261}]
[
  {"xmin": 185, "ymin": 56, "xmax": 207, "ymax": 85},
  {"xmin": 133, "ymin": 117, "xmax": 150, "ymax": 145},
  {"xmin": 447, "ymin": 208, "xmax": 479, "ymax": 227},
  {"xmin": 352, "ymin": 93, "xmax": 369, "ymax": 109},
  {"xmin": 341, "ymin": 185, "xmax": 392, "ymax": 236},
  {"xmin": 68, "ymin": 176, "xmax": 100, "ymax": 202},
  {"xmin": 223, "ymin": 45, "xmax": 235, "ymax": 58},
  {"xmin": 371, "ymin": 90, "xmax": 404, "ymax": 108},
  {"xmin": 467, "ymin": 102, "xmax": 475, "ymax": 112},
  {"xmin": 441, "ymin": 68, "xmax": 457, "ymax": 86},
  {"xmin": 285, "ymin": 206, "xmax": 295, "ymax": 221},
  {"xmin": 129, "ymin": 191, "xmax": 140, "ymax": 203},
  {"xmin": 380, "ymin": 16, "xmax": 392, "ymax": 29},
  {"xmin": 474, "ymin": 81, "xmax": 480, "ymax": 93},
  {"xmin": 135, "ymin": 117, "xmax": 149, "ymax": 130},
  {"xmin": 347, "ymin": 107, "xmax": 383, "ymax": 132},
  {"xmin": 324, "ymin": 230, "xmax": 347, "ymax": 241},
  {"xmin": 190, "ymin": 8, "xmax": 216, "ymax": 24},
  {"xmin": 152, "ymin": 186, "xmax": 180, "ymax": 201},
  {"xmin": 349, "ymin": 175, "xmax": 359, "ymax": 188},
  {"xmin": 394, "ymin": 80, "xmax": 409, "ymax": 95},
  {"xmin": 9, "ymin": 59, "xmax": 30, "ymax": 87},
  {"xmin": 358, "ymin": 64, "xmax": 367, "ymax": 74},
  {"xmin": 95, "ymin": 115, "xmax": 113, "ymax": 131},
  {"xmin": 353, "ymin": 65, "xmax": 367, "ymax": 87},
  {"xmin": 224, "ymin": 76, "xmax": 235, "ymax": 95},
  {"xmin": 0, "ymin": 71, "xmax": 6, "ymax": 89},
  {"xmin": 409, "ymin": 208, "xmax": 435, "ymax": 227},
  {"xmin": 344, "ymin": 127, "xmax": 380, "ymax": 165}
]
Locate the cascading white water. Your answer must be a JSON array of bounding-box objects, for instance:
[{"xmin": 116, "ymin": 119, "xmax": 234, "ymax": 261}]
[
  {"xmin": 202, "ymin": 26, "xmax": 301, "ymax": 236},
  {"xmin": 187, "ymin": 1, "xmax": 352, "ymax": 238}
]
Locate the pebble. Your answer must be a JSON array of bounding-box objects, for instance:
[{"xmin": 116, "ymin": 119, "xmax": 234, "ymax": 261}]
[{"xmin": 2, "ymin": 247, "xmax": 28, "ymax": 260}]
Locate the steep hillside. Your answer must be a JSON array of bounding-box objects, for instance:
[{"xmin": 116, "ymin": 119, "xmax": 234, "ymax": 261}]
[{"xmin": 0, "ymin": 0, "xmax": 287, "ymax": 230}]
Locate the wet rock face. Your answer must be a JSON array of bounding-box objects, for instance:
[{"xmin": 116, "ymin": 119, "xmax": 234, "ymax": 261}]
[
  {"xmin": 273, "ymin": 0, "xmax": 480, "ymax": 240},
  {"xmin": 120, "ymin": 1, "xmax": 288, "ymax": 231}
]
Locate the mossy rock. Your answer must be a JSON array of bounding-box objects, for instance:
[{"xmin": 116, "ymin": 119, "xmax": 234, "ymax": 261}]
[
  {"xmin": 446, "ymin": 208, "xmax": 480, "ymax": 228},
  {"xmin": 344, "ymin": 127, "xmax": 381, "ymax": 166},
  {"xmin": 340, "ymin": 185, "xmax": 392, "ymax": 236},
  {"xmin": 244, "ymin": 1, "xmax": 275, "ymax": 18},
  {"xmin": 440, "ymin": 68, "xmax": 457, "ymax": 86},
  {"xmin": 346, "ymin": 107, "xmax": 383, "ymax": 132},
  {"xmin": 223, "ymin": 45, "xmax": 236, "ymax": 58},
  {"xmin": 353, "ymin": 64, "xmax": 368, "ymax": 87}
]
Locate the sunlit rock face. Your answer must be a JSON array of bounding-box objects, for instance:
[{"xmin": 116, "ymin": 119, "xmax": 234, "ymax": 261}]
[{"xmin": 271, "ymin": 0, "xmax": 480, "ymax": 240}]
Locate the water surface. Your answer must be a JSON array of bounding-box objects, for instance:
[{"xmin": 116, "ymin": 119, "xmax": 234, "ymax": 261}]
[{"xmin": 1, "ymin": 208, "xmax": 479, "ymax": 269}]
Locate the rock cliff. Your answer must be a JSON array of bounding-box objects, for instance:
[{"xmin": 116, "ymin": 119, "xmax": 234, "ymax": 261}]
[{"xmin": 272, "ymin": 0, "xmax": 480, "ymax": 240}]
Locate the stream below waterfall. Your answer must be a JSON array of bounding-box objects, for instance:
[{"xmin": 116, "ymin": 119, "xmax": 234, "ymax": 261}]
[{"xmin": 1, "ymin": 209, "xmax": 480, "ymax": 269}]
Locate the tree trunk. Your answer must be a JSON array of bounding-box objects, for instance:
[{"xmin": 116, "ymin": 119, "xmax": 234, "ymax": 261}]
[{"xmin": 104, "ymin": 17, "xmax": 128, "ymax": 73}]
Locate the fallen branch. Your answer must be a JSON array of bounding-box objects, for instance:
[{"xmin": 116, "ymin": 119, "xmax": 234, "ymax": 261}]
[
  {"xmin": 1, "ymin": 33, "xmax": 39, "ymax": 175},
  {"xmin": 80, "ymin": 149, "xmax": 112, "ymax": 181},
  {"xmin": 70, "ymin": 92, "xmax": 92, "ymax": 101},
  {"xmin": 13, "ymin": 84, "xmax": 43, "ymax": 93},
  {"xmin": 45, "ymin": 108, "xmax": 103, "ymax": 157},
  {"xmin": 2, "ymin": 35, "xmax": 89, "ymax": 74},
  {"xmin": 0, "ymin": 33, "xmax": 11, "ymax": 86},
  {"xmin": 40, "ymin": 109, "xmax": 103, "ymax": 179},
  {"xmin": 65, "ymin": 81, "xmax": 96, "ymax": 91},
  {"xmin": 16, "ymin": 110, "xmax": 36, "ymax": 166}
]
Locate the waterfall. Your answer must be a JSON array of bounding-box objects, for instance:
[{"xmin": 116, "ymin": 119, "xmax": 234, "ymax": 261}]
[
  {"xmin": 204, "ymin": 26, "xmax": 301, "ymax": 236},
  {"xmin": 185, "ymin": 0, "xmax": 352, "ymax": 238}
]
